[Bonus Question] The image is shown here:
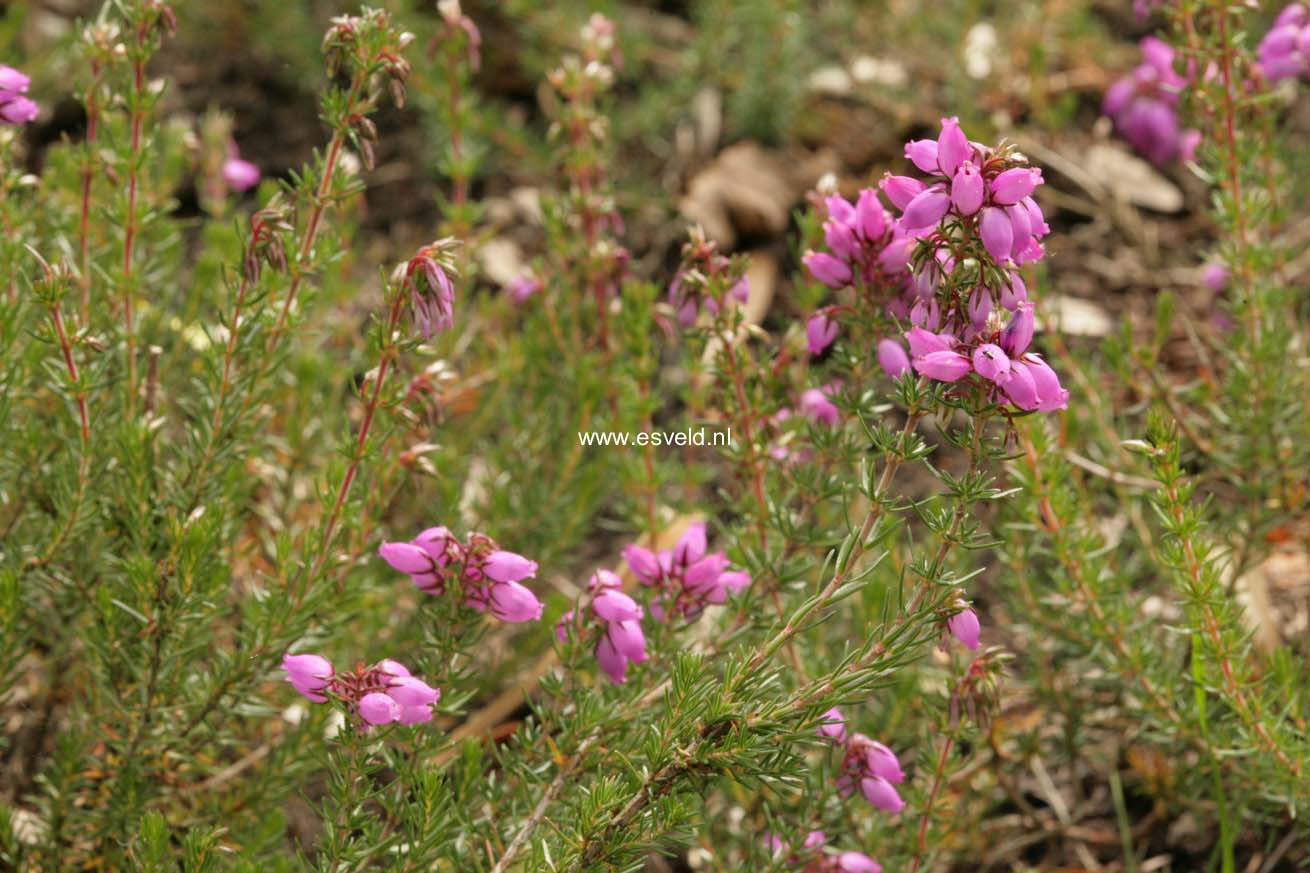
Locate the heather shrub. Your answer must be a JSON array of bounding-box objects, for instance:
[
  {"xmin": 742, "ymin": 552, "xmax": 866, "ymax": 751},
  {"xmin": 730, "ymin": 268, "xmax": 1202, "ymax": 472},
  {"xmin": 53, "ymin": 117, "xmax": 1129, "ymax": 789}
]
[{"xmin": 2, "ymin": 1, "xmax": 1309, "ymax": 871}]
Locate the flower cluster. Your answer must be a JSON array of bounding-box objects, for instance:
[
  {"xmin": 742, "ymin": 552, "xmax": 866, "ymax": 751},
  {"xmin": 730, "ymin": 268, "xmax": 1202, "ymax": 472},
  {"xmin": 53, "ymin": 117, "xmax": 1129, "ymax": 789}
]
[
  {"xmin": 768, "ymin": 830, "xmax": 882, "ymax": 873},
  {"xmin": 282, "ymin": 654, "xmax": 440, "ymax": 727},
  {"xmin": 1103, "ymin": 37, "xmax": 1201, "ymax": 166},
  {"xmin": 0, "ymin": 65, "xmax": 38, "ymax": 125},
  {"xmin": 819, "ymin": 709, "xmax": 906, "ymax": 814},
  {"xmin": 379, "ymin": 527, "xmax": 544, "ymax": 622},
  {"xmin": 556, "ymin": 570, "xmax": 649, "ymax": 683},
  {"xmin": 904, "ymin": 312, "xmax": 1068, "ymax": 413},
  {"xmin": 396, "ymin": 240, "xmax": 459, "ymax": 339},
  {"xmin": 803, "ymin": 190, "xmax": 912, "ymax": 294},
  {"xmin": 622, "ymin": 522, "xmax": 750, "ymax": 621},
  {"xmin": 891, "ymin": 117, "xmax": 1048, "ymax": 267},
  {"xmin": 668, "ymin": 228, "xmax": 750, "ymax": 327},
  {"xmin": 1258, "ymin": 5, "xmax": 1310, "ymax": 83}
]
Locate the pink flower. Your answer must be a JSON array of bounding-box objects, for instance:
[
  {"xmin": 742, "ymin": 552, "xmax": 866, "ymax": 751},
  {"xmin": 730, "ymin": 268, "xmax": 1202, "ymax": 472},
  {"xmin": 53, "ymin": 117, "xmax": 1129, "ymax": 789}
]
[
  {"xmin": 947, "ymin": 608, "xmax": 981, "ymax": 649},
  {"xmin": 622, "ymin": 544, "xmax": 661, "ymax": 585},
  {"xmin": 817, "ymin": 707, "xmax": 848, "ymax": 744},
  {"xmin": 596, "ymin": 619, "xmax": 648, "ymax": 683},
  {"xmin": 359, "ymin": 692, "xmax": 401, "ymax": 725},
  {"xmin": 592, "ymin": 588, "xmax": 643, "ymax": 623},
  {"xmin": 880, "ymin": 173, "xmax": 925, "ymax": 210},
  {"xmin": 971, "ymin": 343, "xmax": 1010, "ymax": 384},
  {"xmin": 936, "ymin": 116, "xmax": 971, "ymax": 176},
  {"xmin": 222, "ymin": 157, "xmax": 261, "ymax": 193},
  {"xmin": 404, "ymin": 243, "xmax": 458, "ymax": 339},
  {"xmin": 621, "ymin": 524, "xmax": 749, "ymax": 621},
  {"xmin": 807, "ymin": 313, "xmax": 839, "ymax": 356},
  {"xmin": 805, "ymin": 251, "xmax": 854, "ymax": 289},
  {"xmin": 1000, "ymin": 302, "xmax": 1034, "ymax": 356},
  {"xmin": 989, "ymin": 167, "xmax": 1042, "ymax": 205},
  {"xmin": 904, "ymin": 138, "xmax": 939, "ymax": 174},
  {"xmin": 860, "ymin": 776, "xmax": 905, "ymax": 813},
  {"xmin": 483, "ymin": 550, "xmax": 538, "ymax": 583},
  {"xmin": 507, "ymin": 274, "xmax": 543, "ymax": 303},
  {"xmin": 900, "ymin": 186, "xmax": 951, "ymax": 230},
  {"xmin": 800, "ymin": 386, "xmax": 840, "ymax": 428},
  {"xmin": 979, "ymin": 207, "xmax": 1014, "ymax": 264},
  {"xmin": 951, "ymin": 162, "xmax": 984, "ymax": 215},
  {"xmin": 0, "ymin": 95, "xmax": 37, "ymax": 125},
  {"xmin": 1104, "ymin": 38, "xmax": 1203, "ymax": 165},
  {"xmin": 283, "ymin": 653, "xmax": 333, "ymax": 702},
  {"xmin": 877, "ymin": 339, "xmax": 911, "ymax": 377},
  {"xmin": 913, "ymin": 350, "xmax": 972, "ymax": 382},
  {"xmin": 833, "ymin": 852, "xmax": 883, "ymax": 873},
  {"xmin": 488, "ymin": 579, "xmax": 544, "ymax": 622},
  {"xmin": 0, "ymin": 65, "xmax": 37, "ymax": 126}
]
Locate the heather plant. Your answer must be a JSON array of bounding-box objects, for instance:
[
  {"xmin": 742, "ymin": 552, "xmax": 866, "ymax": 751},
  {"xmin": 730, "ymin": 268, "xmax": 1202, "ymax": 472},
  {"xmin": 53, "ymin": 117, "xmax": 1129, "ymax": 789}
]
[{"xmin": 2, "ymin": 1, "xmax": 1310, "ymax": 871}]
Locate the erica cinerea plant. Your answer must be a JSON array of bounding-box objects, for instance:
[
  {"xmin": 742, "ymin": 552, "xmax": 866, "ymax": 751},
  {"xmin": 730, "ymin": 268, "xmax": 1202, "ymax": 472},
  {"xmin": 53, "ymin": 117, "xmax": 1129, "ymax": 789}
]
[{"xmin": 4, "ymin": 0, "xmax": 1310, "ymax": 869}]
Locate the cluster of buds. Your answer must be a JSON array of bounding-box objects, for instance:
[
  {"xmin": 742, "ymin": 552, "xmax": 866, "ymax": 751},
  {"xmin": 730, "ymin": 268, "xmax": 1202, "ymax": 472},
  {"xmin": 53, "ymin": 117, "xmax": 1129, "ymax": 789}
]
[
  {"xmin": 1258, "ymin": 4, "xmax": 1310, "ymax": 83},
  {"xmin": 622, "ymin": 523, "xmax": 751, "ymax": 621},
  {"xmin": 379, "ymin": 527, "xmax": 544, "ymax": 623},
  {"xmin": 819, "ymin": 709, "xmax": 906, "ymax": 814},
  {"xmin": 902, "ymin": 309, "xmax": 1068, "ymax": 413},
  {"xmin": 668, "ymin": 228, "xmax": 750, "ymax": 327},
  {"xmin": 242, "ymin": 199, "xmax": 291, "ymax": 281},
  {"xmin": 1103, "ymin": 37, "xmax": 1201, "ymax": 166},
  {"xmin": 767, "ymin": 831, "xmax": 882, "ymax": 873},
  {"xmin": 556, "ymin": 570, "xmax": 649, "ymax": 684},
  {"xmin": 282, "ymin": 654, "xmax": 440, "ymax": 727},
  {"xmin": 394, "ymin": 240, "xmax": 459, "ymax": 339},
  {"xmin": 0, "ymin": 66, "xmax": 37, "ymax": 125},
  {"xmin": 322, "ymin": 9, "xmax": 414, "ymax": 170}
]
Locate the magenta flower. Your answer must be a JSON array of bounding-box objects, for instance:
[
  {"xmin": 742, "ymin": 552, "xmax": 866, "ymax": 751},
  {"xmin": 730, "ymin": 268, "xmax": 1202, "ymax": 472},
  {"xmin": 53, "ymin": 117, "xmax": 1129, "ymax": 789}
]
[
  {"xmin": 904, "ymin": 138, "xmax": 939, "ymax": 173},
  {"xmin": 283, "ymin": 653, "xmax": 334, "ymax": 702},
  {"xmin": 381, "ymin": 528, "xmax": 543, "ymax": 622},
  {"xmin": 876, "ymin": 338, "xmax": 911, "ymax": 378},
  {"xmin": 1000, "ymin": 302, "xmax": 1034, "ymax": 356},
  {"xmin": 507, "ymin": 274, "xmax": 543, "ymax": 303},
  {"xmin": 947, "ymin": 608, "xmax": 981, "ymax": 650},
  {"xmin": 879, "ymin": 173, "xmax": 925, "ymax": 210},
  {"xmin": 900, "ymin": 186, "xmax": 951, "ymax": 231},
  {"xmin": 359, "ymin": 692, "xmax": 401, "ymax": 725},
  {"xmin": 1103, "ymin": 37, "xmax": 1202, "ymax": 166},
  {"xmin": 837, "ymin": 733, "xmax": 905, "ymax": 814},
  {"xmin": 222, "ymin": 156, "xmax": 261, "ymax": 193},
  {"xmin": 913, "ymin": 349, "xmax": 972, "ymax": 382},
  {"xmin": 283, "ymin": 655, "xmax": 440, "ymax": 728},
  {"xmin": 831, "ymin": 852, "xmax": 883, "ymax": 873},
  {"xmin": 804, "ymin": 251, "xmax": 854, "ymax": 289},
  {"xmin": 403, "ymin": 242, "xmax": 458, "ymax": 339},
  {"xmin": 1258, "ymin": 5, "xmax": 1310, "ymax": 82},
  {"xmin": 621, "ymin": 523, "xmax": 750, "ymax": 621},
  {"xmin": 951, "ymin": 162, "xmax": 984, "ymax": 215},
  {"xmin": 558, "ymin": 569, "xmax": 649, "ymax": 684},
  {"xmin": 817, "ymin": 707, "xmax": 848, "ymax": 744},
  {"xmin": 0, "ymin": 65, "xmax": 37, "ymax": 126},
  {"xmin": 989, "ymin": 167, "xmax": 1041, "ymax": 205},
  {"xmin": 807, "ymin": 312, "xmax": 839, "ymax": 355},
  {"xmin": 979, "ymin": 207, "xmax": 1014, "ymax": 264},
  {"xmin": 971, "ymin": 343, "xmax": 1010, "ymax": 383},
  {"xmin": 1202, "ymin": 263, "xmax": 1229, "ymax": 293},
  {"xmin": 935, "ymin": 116, "xmax": 969, "ymax": 177},
  {"xmin": 800, "ymin": 385, "xmax": 840, "ymax": 428}
]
